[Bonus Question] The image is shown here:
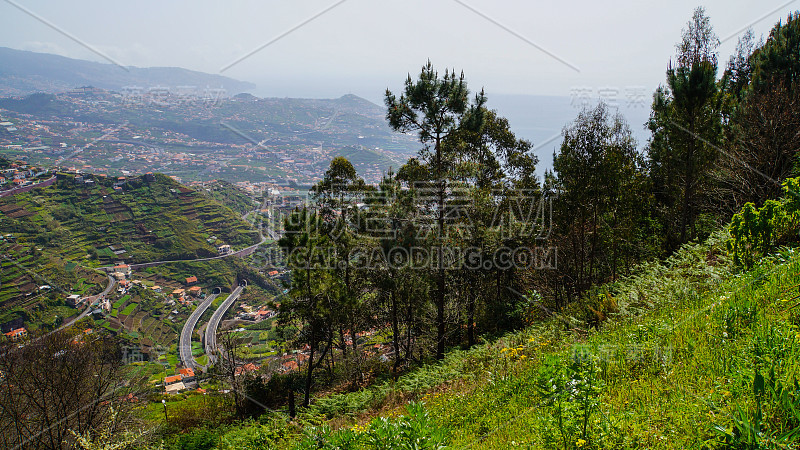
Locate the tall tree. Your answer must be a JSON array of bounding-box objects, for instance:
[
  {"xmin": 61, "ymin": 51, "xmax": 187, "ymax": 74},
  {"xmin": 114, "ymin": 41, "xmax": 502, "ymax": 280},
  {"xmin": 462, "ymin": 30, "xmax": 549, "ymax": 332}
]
[
  {"xmin": 647, "ymin": 7, "xmax": 722, "ymax": 250},
  {"xmin": 447, "ymin": 107, "xmax": 539, "ymax": 343},
  {"xmin": 278, "ymin": 207, "xmax": 334, "ymax": 407},
  {"xmin": 715, "ymin": 13, "xmax": 800, "ymax": 210},
  {"xmin": 385, "ymin": 60, "xmax": 482, "ymax": 359},
  {"xmin": 553, "ymin": 102, "xmax": 650, "ymax": 300},
  {"xmin": 311, "ymin": 157, "xmax": 370, "ymax": 383}
]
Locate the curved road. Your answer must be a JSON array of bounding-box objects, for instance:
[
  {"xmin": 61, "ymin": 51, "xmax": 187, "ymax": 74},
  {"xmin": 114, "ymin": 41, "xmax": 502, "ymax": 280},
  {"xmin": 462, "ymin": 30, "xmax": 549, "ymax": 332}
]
[
  {"xmin": 204, "ymin": 285, "xmax": 244, "ymax": 365},
  {"xmin": 98, "ymin": 204, "xmax": 276, "ymax": 273},
  {"xmin": 61, "ymin": 272, "xmax": 116, "ymax": 328},
  {"xmin": 178, "ymin": 291, "xmax": 220, "ymax": 369},
  {"xmin": 99, "ymin": 236, "xmax": 267, "ymax": 272}
]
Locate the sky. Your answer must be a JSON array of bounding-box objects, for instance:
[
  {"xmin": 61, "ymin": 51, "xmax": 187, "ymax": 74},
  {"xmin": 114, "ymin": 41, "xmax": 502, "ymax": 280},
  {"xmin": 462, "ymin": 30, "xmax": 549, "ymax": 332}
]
[
  {"xmin": 1, "ymin": 0, "xmax": 797, "ymax": 103},
  {"xmin": 1, "ymin": 0, "xmax": 797, "ymax": 171}
]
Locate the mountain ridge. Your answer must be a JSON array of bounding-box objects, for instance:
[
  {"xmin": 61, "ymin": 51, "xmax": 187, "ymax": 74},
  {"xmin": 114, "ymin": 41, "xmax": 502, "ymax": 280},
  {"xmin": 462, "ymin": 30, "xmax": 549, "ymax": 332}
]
[{"xmin": 0, "ymin": 46, "xmax": 256, "ymax": 96}]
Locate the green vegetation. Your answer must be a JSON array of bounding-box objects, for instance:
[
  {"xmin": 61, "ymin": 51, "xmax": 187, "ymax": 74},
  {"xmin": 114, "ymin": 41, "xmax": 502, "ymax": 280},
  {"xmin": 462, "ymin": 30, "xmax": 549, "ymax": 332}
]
[
  {"xmin": 5, "ymin": 7, "xmax": 800, "ymax": 450},
  {"xmin": 728, "ymin": 177, "xmax": 800, "ymax": 267},
  {"xmin": 0, "ymin": 241, "xmax": 99, "ymax": 330},
  {"xmin": 0, "ymin": 170, "xmax": 260, "ymax": 331},
  {"xmin": 136, "ymin": 230, "xmax": 800, "ymax": 448},
  {"xmin": 0, "ymin": 172, "xmax": 257, "ymax": 266},
  {"xmin": 202, "ymin": 180, "xmax": 258, "ymax": 217},
  {"xmin": 120, "ymin": 303, "xmax": 138, "ymax": 316}
]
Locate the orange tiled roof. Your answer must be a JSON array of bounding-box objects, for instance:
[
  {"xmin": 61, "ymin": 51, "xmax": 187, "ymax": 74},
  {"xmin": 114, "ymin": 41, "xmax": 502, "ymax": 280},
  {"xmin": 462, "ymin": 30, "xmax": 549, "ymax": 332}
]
[{"xmin": 5, "ymin": 328, "xmax": 27, "ymax": 337}]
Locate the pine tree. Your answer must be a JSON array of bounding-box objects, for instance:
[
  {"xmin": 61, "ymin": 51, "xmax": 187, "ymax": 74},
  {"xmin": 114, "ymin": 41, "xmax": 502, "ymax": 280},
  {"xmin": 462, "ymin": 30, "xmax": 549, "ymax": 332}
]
[
  {"xmin": 647, "ymin": 7, "xmax": 722, "ymax": 250},
  {"xmin": 385, "ymin": 60, "xmax": 481, "ymax": 359}
]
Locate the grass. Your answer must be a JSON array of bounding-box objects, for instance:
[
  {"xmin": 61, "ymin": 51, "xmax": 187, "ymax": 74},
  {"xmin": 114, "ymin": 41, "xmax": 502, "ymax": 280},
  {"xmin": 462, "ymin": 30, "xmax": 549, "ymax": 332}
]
[
  {"xmin": 401, "ymin": 232, "xmax": 800, "ymax": 448},
  {"xmin": 213, "ymin": 294, "xmax": 229, "ymax": 309},
  {"xmin": 173, "ymin": 230, "xmax": 800, "ymax": 449},
  {"xmin": 121, "ymin": 303, "xmax": 138, "ymax": 316}
]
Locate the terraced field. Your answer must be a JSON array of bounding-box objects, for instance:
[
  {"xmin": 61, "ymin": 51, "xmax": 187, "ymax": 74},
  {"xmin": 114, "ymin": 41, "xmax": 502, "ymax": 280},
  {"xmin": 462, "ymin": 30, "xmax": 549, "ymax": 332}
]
[
  {"xmin": 0, "ymin": 172, "xmax": 258, "ymax": 267},
  {"xmin": 0, "ymin": 171, "xmax": 259, "ymax": 331},
  {"xmin": 0, "ymin": 241, "xmax": 105, "ymax": 330}
]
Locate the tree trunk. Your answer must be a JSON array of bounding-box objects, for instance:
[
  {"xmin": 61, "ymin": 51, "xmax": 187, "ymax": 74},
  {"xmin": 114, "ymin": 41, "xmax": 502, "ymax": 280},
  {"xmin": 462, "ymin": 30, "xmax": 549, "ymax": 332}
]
[
  {"xmin": 435, "ymin": 134, "xmax": 446, "ymax": 360},
  {"xmin": 288, "ymin": 389, "xmax": 296, "ymax": 418},
  {"xmin": 390, "ymin": 287, "xmax": 401, "ymax": 379},
  {"xmin": 467, "ymin": 289, "xmax": 475, "ymax": 348},
  {"xmin": 304, "ymin": 330, "xmax": 315, "ymax": 407}
]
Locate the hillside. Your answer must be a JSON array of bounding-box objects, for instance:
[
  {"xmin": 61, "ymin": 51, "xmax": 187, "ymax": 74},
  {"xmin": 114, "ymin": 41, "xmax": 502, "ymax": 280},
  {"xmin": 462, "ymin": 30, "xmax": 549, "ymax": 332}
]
[
  {"xmin": 0, "ymin": 169, "xmax": 260, "ymax": 331},
  {"xmin": 154, "ymin": 231, "xmax": 800, "ymax": 449},
  {"xmin": 201, "ymin": 180, "xmax": 259, "ymax": 216},
  {"xmin": 0, "ymin": 89, "xmax": 418, "ymax": 184},
  {"xmin": 0, "ymin": 46, "xmax": 256, "ymax": 96}
]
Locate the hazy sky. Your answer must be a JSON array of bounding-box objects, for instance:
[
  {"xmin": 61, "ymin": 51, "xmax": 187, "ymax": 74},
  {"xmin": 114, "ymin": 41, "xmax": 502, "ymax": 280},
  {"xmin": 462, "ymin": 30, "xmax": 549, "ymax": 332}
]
[{"xmin": 1, "ymin": 0, "xmax": 797, "ymax": 103}]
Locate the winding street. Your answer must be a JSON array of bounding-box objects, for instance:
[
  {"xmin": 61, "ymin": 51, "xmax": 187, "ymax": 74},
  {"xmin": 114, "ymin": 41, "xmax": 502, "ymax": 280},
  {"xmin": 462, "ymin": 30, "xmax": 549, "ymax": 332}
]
[
  {"xmin": 204, "ymin": 285, "xmax": 244, "ymax": 365},
  {"xmin": 98, "ymin": 235, "xmax": 267, "ymax": 272},
  {"xmin": 178, "ymin": 290, "xmax": 220, "ymax": 369},
  {"xmin": 100, "ymin": 208, "xmax": 272, "ymax": 369}
]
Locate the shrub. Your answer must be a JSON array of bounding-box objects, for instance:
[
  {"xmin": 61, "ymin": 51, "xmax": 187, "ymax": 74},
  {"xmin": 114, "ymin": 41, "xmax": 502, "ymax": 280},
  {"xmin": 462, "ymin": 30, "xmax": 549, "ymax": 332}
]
[{"xmin": 728, "ymin": 177, "xmax": 800, "ymax": 267}]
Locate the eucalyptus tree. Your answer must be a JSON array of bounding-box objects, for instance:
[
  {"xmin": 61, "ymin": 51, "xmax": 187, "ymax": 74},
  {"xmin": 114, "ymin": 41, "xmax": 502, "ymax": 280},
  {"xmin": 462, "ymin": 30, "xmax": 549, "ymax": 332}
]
[
  {"xmin": 717, "ymin": 13, "xmax": 800, "ymax": 210},
  {"xmin": 446, "ymin": 107, "xmax": 539, "ymax": 343},
  {"xmin": 554, "ymin": 102, "xmax": 649, "ymax": 300},
  {"xmin": 311, "ymin": 157, "xmax": 371, "ymax": 381},
  {"xmin": 357, "ymin": 169, "xmax": 430, "ymax": 375}
]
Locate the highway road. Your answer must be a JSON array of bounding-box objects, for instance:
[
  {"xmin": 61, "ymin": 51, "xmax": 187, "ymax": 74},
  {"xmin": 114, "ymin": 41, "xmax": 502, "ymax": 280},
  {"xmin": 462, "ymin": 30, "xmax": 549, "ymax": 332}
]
[
  {"xmin": 204, "ymin": 285, "xmax": 244, "ymax": 364},
  {"xmin": 178, "ymin": 290, "xmax": 220, "ymax": 369}
]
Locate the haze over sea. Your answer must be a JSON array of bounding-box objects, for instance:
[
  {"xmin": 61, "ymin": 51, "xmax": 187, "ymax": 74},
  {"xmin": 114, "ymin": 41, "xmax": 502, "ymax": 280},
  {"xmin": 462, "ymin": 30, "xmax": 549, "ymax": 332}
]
[{"xmin": 253, "ymin": 82, "xmax": 651, "ymax": 176}]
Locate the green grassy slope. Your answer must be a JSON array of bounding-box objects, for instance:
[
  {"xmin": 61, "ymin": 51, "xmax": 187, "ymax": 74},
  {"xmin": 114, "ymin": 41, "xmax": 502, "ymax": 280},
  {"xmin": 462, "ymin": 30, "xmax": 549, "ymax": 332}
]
[
  {"xmin": 201, "ymin": 180, "xmax": 258, "ymax": 216},
  {"xmin": 177, "ymin": 231, "xmax": 800, "ymax": 449},
  {"xmin": 387, "ymin": 233, "xmax": 800, "ymax": 448}
]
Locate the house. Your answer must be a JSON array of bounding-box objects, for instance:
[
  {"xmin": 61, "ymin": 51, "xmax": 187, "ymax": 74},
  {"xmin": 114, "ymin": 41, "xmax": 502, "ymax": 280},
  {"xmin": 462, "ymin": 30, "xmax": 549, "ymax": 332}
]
[
  {"xmin": 172, "ymin": 288, "xmax": 185, "ymax": 299},
  {"xmin": 151, "ymin": 285, "xmax": 162, "ymax": 293},
  {"xmin": 66, "ymin": 294, "xmax": 83, "ymax": 307},
  {"xmin": 268, "ymin": 270, "xmax": 279, "ymax": 277},
  {"xmin": 112, "ymin": 264, "xmax": 131, "ymax": 276},
  {"xmin": 164, "ymin": 375, "xmax": 182, "ymax": 385},
  {"xmin": 185, "ymin": 276, "xmax": 197, "ymax": 285},
  {"xmin": 254, "ymin": 309, "xmax": 275, "ymax": 321},
  {"xmin": 217, "ymin": 244, "xmax": 231, "ymax": 255},
  {"xmin": 280, "ymin": 360, "xmax": 298, "ymax": 373},
  {"xmin": 4, "ymin": 327, "xmax": 27, "ymax": 341},
  {"xmin": 165, "ymin": 381, "xmax": 186, "ymax": 394},
  {"xmin": 187, "ymin": 286, "xmax": 202, "ymax": 297},
  {"xmin": 178, "ymin": 368, "xmax": 197, "ymax": 387},
  {"xmin": 235, "ymin": 363, "xmax": 259, "ymax": 376}
]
